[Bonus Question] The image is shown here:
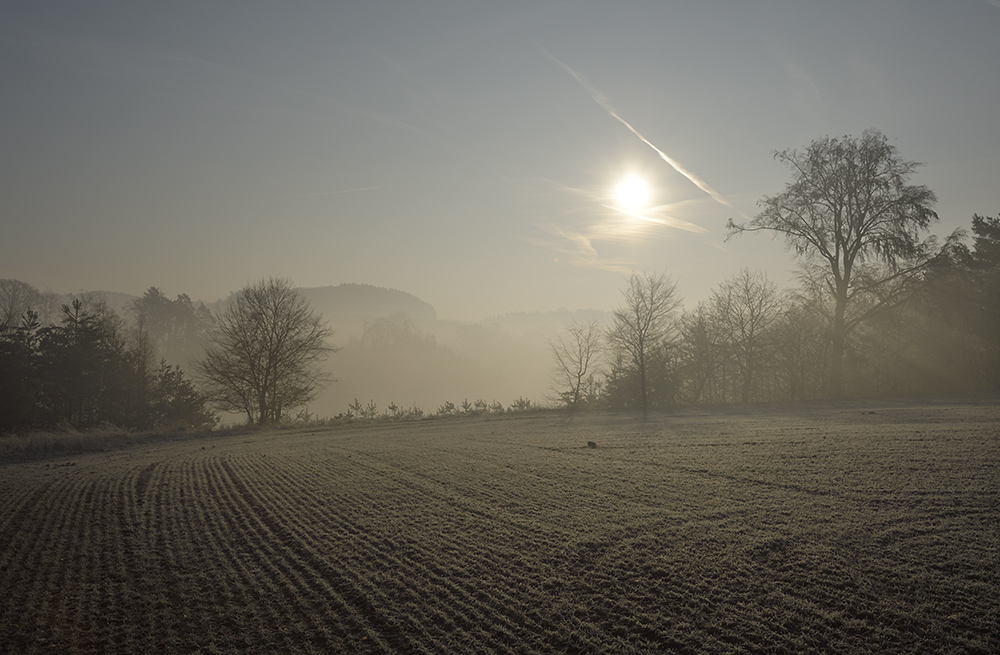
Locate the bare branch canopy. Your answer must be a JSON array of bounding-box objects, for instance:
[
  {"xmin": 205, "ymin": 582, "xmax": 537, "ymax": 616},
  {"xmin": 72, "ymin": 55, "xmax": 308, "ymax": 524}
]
[
  {"xmin": 727, "ymin": 129, "xmax": 958, "ymax": 396},
  {"xmin": 196, "ymin": 277, "xmax": 336, "ymax": 425}
]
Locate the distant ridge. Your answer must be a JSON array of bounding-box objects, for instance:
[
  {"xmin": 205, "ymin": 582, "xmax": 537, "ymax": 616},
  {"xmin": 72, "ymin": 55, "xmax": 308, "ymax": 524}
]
[
  {"xmin": 288, "ymin": 283, "xmax": 438, "ymax": 340},
  {"xmin": 21, "ymin": 282, "xmax": 437, "ymax": 330},
  {"xmin": 298, "ymin": 283, "xmax": 436, "ymax": 323},
  {"xmin": 14, "ymin": 279, "xmax": 603, "ymax": 336}
]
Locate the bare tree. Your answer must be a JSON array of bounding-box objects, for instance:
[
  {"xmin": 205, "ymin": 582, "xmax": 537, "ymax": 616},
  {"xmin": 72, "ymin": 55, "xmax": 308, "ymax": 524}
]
[
  {"xmin": 711, "ymin": 268, "xmax": 781, "ymax": 403},
  {"xmin": 549, "ymin": 319, "xmax": 603, "ymax": 409},
  {"xmin": 197, "ymin": 278, "xmax": 335, "ymax": 425},
  {"xmin": 608, "ymin": 272, "xmax": 682, "ymax": 413},
  {"xmin": 771, "ymin": 297, "xmax": 828, "ymax": 401},
  {"xmin": 0, "ymin": 279, "xmax": 41, "ymax": 327},
  {"xmin": 727, "ymin": 129, "xmax": 953, "ymax": 396},
  {"xmin": 678, "ymin": 302, "xmax": 724, "ymax": 404}
]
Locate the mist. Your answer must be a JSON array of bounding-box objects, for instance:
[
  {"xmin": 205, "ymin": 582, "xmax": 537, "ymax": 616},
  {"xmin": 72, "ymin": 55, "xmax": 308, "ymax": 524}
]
[
  {"xmin": 0, "ymin": 280, "xmax": 605, "ymax": 421},
  {"xmin": 5, "ymin": 240, "xmax": 998, "ymax": 430},
  {"xmin": 290, "ymin": 285, "xmax": 598, "ymax": 417}
]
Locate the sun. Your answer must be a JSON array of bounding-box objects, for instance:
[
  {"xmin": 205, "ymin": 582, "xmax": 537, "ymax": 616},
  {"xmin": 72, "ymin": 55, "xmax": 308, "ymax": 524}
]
[{"xmin": 614, "ymin": 175, "xmax": 651, "ymax": 211}]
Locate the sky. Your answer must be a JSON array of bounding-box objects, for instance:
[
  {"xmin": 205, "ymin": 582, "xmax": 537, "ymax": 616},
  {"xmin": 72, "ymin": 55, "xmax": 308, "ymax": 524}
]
[{"xmin": 2, "ymin": 0, "xmax": 999, "ymax": 322}]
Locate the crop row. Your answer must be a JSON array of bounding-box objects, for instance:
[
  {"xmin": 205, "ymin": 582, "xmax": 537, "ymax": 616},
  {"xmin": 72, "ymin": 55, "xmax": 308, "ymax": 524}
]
[{"xmin": 1, "ymin": 401, "xmax": 998, "ymax": 653}]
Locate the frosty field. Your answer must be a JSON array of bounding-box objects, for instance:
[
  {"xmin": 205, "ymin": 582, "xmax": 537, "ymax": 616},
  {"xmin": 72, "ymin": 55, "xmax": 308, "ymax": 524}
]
[{"xmin": 1, "ymin": 399, "xmax": 998, "ymax": 654}]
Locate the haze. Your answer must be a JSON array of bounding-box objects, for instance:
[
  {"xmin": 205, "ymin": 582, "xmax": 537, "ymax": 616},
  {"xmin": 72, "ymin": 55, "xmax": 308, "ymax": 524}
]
[{"xmin": 3, "ymin": 1, "xmax": 998, "ymax": 322}]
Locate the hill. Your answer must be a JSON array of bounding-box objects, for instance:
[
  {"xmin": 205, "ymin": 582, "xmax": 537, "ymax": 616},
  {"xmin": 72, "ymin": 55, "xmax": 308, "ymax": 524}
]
[{"xmin": 299, "ymin": 283, "xmax": 437, "ymax": 339}]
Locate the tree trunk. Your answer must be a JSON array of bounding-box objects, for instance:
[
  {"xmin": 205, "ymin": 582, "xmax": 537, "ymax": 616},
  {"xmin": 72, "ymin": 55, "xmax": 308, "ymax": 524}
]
[
  {"xmin": 830, "ymin": 285, "xmax": 848, "ymax": 398},
  {"xmin": 638, "ymin": 349, "xmax": 648, "ymax": 415},
  {"xmin": 258, "ymin": 392, "xmax": 268, "ymax": 425}
]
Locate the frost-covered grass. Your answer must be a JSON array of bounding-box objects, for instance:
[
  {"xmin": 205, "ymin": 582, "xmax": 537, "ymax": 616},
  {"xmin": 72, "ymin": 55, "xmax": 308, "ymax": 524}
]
[{"xmin": 1, "ymin": 397, "xmax": 998, "ymax": 653}]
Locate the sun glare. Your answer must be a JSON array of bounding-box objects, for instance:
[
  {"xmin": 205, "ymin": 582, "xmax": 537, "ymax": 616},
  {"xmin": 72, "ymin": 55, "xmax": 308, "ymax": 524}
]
[{"xmin": 615, "ymin": 175, "xmax": 651, "ymax": 211}]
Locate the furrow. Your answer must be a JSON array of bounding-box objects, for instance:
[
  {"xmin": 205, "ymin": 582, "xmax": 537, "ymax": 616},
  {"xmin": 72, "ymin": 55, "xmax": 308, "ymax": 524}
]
[
  {"xmin": 321, "ymin": 449, "xmax": 741, "ymax": 649},
  {"xmin": 16, "ymin": 473, "xmax": 105, "ymax": 653},
  {"xmin": 206, "ymin": 455, "xmax": 386, "ymax": 653},
  {"xmin": 134, "ymin": 458, "xmax": 236, "ymax": 652},
  {"xmin": 64, "ymin": 469, "xmax": 136, "ymax": 653},
  {"xmin": 173, "ymin": 456, "xmax": 313, "ymax": 652},
  {"xmin": 0, "ymin": 473, "xmax": 78, "ymax": 577},
  {"xmin": 225, "ymin": 450, "xmax": 557, "ymax": 650},
  {"xmin": 214, "ymin": 453, "xmax": 447, "ymax": 652},
  {"xmin": 0, "ymin": 475, "xmax": 51, "ymax": 537},
  {"xmin": 0, "ymin": 474, "xmax": 86, "ymax": 651}
]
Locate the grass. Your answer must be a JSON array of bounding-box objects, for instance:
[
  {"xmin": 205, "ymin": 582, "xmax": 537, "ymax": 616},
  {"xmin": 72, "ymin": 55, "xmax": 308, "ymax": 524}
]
[
  {"xmin": 0, "ymin": 424, "xmax": 155, "ymax": 458},
  {"xmin": 0, "ymin": 423, "xmax": 234, "ymax": 460},
  {"xmin": 1, "ymin": 397, "xmax": 998, "ymax": 653}
]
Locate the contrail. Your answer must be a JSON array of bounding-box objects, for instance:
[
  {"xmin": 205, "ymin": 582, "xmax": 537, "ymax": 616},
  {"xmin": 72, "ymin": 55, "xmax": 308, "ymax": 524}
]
[{"xmin": 544, "ymin": 49, "xmax": 746, "ymax": 218}]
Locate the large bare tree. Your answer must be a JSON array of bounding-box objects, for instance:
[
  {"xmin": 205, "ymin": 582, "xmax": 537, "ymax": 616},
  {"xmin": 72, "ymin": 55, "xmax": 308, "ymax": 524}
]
[
  {"xmin": 727, "ymin": 129, "xmax": 951, "ymax": 396},
  {"xmin": 608, "ymin": 272, "xmax": 682, "ymax": 413},
  {"xmin": 197, "ymin": 278, "xmax": 335, "ymax": 424}
]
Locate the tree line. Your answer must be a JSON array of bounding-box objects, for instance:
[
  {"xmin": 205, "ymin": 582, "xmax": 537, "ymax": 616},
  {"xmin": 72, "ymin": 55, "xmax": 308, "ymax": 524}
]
[
  {"xmin": 0, "ymin": 288, "xmax": 216, "ymax": 433},
  {"xmin": 552, "ymin": 130, "xmax": 999, "ymax": 411},
  {"xmin": 0, "ymin": 278, "xmax": 339, "ymax": 434}
]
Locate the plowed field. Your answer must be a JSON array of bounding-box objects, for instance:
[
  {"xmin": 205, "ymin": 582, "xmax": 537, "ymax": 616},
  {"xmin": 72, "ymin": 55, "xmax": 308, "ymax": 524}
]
[{"xmin": 2, "ymin": 399, "xmax": 998, "ymax": 654}]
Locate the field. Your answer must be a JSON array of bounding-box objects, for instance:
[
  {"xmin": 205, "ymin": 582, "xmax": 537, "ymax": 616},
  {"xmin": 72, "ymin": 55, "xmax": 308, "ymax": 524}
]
[{"xmin": 1, "ymin": 399, "xmax": 998, "ymax": 654}]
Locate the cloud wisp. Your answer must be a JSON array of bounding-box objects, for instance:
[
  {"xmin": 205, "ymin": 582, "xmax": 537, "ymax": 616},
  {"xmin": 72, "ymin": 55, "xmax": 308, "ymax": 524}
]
[
  {"xmin": 524, "ymin": 223, "xmax": 634, "ymax": 274},
  {"xmin": 610, "ymin": 204, "xmax": 710, "ymax": 235},
  {"xmin": 544, "ymin": 49, "xmax": 746, "ymax": 219},
  {"xmin": 522, "ymin": 175, "xmax": 715, "ymax": 275},
  {"xmin": 524, "ymin": 55, "xmax": 735, "ymax": 272}
]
